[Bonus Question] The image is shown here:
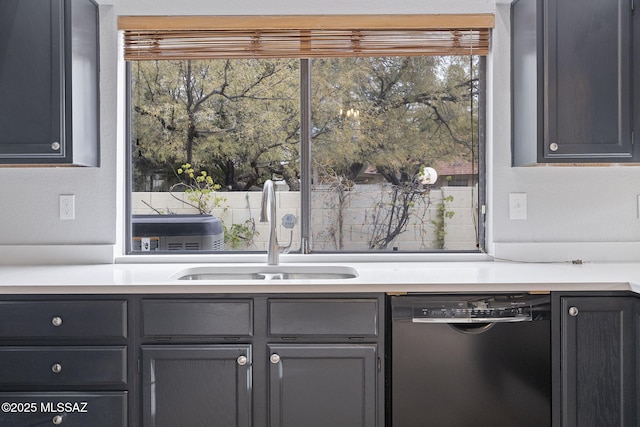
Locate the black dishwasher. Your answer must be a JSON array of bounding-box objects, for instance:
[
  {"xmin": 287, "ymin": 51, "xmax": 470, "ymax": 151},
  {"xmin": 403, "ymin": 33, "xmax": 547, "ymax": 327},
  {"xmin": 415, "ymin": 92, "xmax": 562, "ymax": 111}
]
[{"xmin": 390, "ymin": 293, "xmax": 551, "ymax": 427}]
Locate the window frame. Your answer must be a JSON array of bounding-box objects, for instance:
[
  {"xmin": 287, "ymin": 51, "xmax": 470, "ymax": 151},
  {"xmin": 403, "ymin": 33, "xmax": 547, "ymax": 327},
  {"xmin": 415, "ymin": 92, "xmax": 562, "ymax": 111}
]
[{"xmin": 122, "ymin": 15, "xmax": 490, "ymax": 257}]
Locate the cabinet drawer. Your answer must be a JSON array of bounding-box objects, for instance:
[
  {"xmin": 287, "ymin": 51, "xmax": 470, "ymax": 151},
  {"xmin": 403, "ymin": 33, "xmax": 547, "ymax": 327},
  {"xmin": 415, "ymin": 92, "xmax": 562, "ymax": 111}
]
[
  {"xmin": 268, "ymin": 299, "xmax": 379, "ymax": 337},
  {"xmin": 0, "ymin": 300, "xmax": 127, "ymax": 339},
  {"xmin": 0, "ymin": 347, "xmax": 127, "ymax": 386},
  {"xmin": 142, "ymin": 300, "xmax": 253, "ymax": 338},
  {"xmin": 0, "ymin": 392, "xmax": 127, "ymax": 427}
]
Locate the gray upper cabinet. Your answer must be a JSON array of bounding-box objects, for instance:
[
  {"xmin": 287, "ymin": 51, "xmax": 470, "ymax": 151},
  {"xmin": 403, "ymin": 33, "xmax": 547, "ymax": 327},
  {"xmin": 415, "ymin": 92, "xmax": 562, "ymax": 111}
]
[
  {"xmin": 512, "ymin": 0, "xmax": 638, "ymax": 165},
  {"xmin": 0, "ymin": 0, "xmax": 99, "ymax": 166}
]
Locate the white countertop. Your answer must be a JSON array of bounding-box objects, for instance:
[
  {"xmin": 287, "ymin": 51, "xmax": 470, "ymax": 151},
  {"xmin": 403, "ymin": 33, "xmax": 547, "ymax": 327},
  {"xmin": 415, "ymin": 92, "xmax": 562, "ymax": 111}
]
[{"xmin": 0, "ymin": 261, "xmax": 638, "ymax": 294}]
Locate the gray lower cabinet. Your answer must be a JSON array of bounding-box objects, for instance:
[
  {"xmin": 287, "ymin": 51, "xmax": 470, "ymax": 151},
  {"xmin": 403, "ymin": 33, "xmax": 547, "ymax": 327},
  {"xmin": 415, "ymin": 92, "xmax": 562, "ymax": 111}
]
[
  {"xmin": 139, "ymin": 299, "xmax": 254, "ymax": 427},
  {"xmin": 512, "ymin": 0, "xmax": 639, "ymax": 165},
  {"xmin": 138, "ymin": 295, "xmax": 384, "ymax": 427},
  {"xmin": 268, "ymin": 343, "xmax": 377, "ymax": 427},
  {"xmin": 266, "ymin": 297, "xmax": 382, "ymax": 427},
  {"xmin": 559, "ymin": 296, "xmax": 637, "ymax": 426},
  {"xmin": 0, "ymin": 346, "xmax": 126, "ymax": 386},
  {"xmin": 0, "ymin": 0, "xmax": 99, "ymax": 166},
  {"xmin": 0, "ymin": 294, "xmax": 383, "ymax": 426},
  {"xmin": 141, "ymin": 299, "xmax": 253, "ymax": 338},
  {"xmin": 0, "ymin": 298, "xmax": 129, "ymax": 427},
  {"xmin": 0, "ymin": 300, "xmax": 127, "ymax": 339},
  {"xmin": 141, "ymin": 345, "xmax": 252, "ymax": 427},
  {"xmin": 0, "ymin": 392, "xmax": 127, "ymax": 427}
]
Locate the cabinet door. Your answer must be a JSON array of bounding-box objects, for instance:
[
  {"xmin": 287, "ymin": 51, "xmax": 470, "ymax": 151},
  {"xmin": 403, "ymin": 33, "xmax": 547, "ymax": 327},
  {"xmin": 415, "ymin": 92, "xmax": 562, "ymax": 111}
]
[
  {"xmin": 545, "ymin": 0, "xmax": 633, "ymax": 161},
  {"xmin": 268, "ymin": 344, "xmax": 377, "ymax": 427},
  {"xmin": 0, "ymin": 0, "xmax": 63, "ymax": 160},
  {"xmin": 512, "ymin": 0, "xmax": 637, "ymax": 165},
  {"xmin": 141, "ymin": 345, "xmax": 251, "ymax": 427},
  {"xmin": 561, "ymin": 297, "xmax": 636, "ymax": 426},
  {"xmin": 0, "ymin": 0, "xmax": 98, "ymax": 165}
]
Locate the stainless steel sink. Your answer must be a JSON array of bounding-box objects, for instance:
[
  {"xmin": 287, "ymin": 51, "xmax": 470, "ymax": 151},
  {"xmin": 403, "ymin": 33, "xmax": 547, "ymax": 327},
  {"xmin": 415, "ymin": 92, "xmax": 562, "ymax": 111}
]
[{"xmin": 175, "ymin": 265, "xmax": 358, "ymax": 281}]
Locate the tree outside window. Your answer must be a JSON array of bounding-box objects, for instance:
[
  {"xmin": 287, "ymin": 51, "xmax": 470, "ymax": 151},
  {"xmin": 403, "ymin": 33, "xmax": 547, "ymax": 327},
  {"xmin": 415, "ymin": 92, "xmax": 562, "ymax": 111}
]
[{"xmin": 130, "ymin": 56, "xmax": 482, "ymax": 253}]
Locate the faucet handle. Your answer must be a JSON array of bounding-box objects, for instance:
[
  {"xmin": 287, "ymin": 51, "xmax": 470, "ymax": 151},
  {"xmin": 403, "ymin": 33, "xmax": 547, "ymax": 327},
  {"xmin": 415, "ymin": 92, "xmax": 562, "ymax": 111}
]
[{"xmin": 280, "ymin": 229, "xmax": 294, "ymax": 255}]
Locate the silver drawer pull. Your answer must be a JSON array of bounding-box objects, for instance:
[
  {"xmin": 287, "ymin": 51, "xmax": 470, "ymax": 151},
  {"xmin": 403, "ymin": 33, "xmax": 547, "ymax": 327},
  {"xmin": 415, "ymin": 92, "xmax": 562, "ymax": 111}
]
[
  {"xmin": 51, "ymin": 316, "xmax": 63, "ymax": 327},
  {"xmin": 270, "ymin": 353, "xmax": 281, "ymax": 364},
  {"xmin": 237, "ymin": 355, "xmax": 248, "ymax": 366},
  {"xmin": 51, "ymin": 363, "xmax": 63, "ymax": 374},
  {"xmin": 52, "ymin": 415, "xmax": 63, "ymax": 425},
  {"xmin": 568, "ymin": 306, "xmax": 579, "ymax": 317}
]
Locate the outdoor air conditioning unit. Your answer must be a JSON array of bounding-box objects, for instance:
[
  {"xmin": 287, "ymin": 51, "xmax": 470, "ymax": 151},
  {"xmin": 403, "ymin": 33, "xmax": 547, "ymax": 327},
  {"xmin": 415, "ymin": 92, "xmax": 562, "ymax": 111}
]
[{"xmin": 132, "ymin": 214, "xmax": 224, "ymax": 252}]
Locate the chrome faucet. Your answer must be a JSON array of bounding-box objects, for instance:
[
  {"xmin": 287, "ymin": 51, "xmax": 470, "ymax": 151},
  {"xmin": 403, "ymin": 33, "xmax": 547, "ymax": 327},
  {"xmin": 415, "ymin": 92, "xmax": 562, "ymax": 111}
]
[{"xmin": 260, "ymin": 179, "xmax": 292, "ymax": 265}]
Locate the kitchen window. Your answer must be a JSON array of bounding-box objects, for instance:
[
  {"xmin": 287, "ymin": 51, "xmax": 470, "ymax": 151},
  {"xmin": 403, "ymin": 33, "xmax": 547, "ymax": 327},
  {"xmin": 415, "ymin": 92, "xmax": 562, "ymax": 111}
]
[{"xmin": 120, "ymin": 15, "xmax": 492, "ymax": 255}]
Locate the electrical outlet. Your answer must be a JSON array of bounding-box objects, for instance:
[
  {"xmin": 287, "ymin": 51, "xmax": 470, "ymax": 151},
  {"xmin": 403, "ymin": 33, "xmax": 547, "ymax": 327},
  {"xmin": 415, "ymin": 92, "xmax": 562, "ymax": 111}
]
[
  {"xmin": 509, "ymin": 193, "xmax": 527, "ymax": 220},
  {"xmin": 59, "ymin": 195, "xmax": 75, "ymax": 220}
]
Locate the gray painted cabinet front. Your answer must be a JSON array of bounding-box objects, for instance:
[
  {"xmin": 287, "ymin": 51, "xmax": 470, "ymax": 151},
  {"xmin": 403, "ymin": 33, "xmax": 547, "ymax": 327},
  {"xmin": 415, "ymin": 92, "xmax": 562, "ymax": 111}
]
[
  {"xmin": 0, "ymin": 0, "xmax": 98, "ymax": 166},
  {"xmin": 559, "ymin": 296, "xmax": 637, "ymax": 427},
  {"xmin": 0, "ymin": 392, "xmax": 127, "ymax": 427},
  {"xmin": 138, "ymin": 295, "xmax": 384, "ymax": 427},
  {"xmin": 141, "ymin": 345, "xmax": 252, "ymax": 427},
  {"xmin": 0, "ymin": 297, "xmax": 130, "ymax": 427},
  {"xmin": 268, "ymin": 343, "xmax": 377, "ymax": 427},
  {"xmin": 512, "ymin": 0, "xmax": 638, "ymax": 164}
]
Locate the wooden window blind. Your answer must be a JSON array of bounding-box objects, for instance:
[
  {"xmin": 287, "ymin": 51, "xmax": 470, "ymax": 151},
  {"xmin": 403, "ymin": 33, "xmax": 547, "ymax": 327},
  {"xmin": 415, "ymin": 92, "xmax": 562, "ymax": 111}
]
[{"xmin": 119, "ymin": 14, "xmax": 494, "ymax": 60}]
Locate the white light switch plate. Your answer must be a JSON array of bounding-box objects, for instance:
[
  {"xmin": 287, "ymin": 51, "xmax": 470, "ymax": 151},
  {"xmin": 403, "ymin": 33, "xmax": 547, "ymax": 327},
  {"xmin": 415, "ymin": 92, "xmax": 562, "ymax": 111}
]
[{"xmin": 509, "ymin": 193, "xmax": 527, "ymax": 220}]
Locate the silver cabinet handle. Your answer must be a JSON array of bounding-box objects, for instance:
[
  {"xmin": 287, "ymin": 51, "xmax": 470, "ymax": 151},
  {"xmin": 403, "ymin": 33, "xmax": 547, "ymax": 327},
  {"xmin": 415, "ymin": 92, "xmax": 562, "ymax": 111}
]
[
  {"xmin": 51, "ymin": 316, "xmax": 63, "ymax": 327},
  {"xmin": 51, "ymin": 363, "xmax": 63, "ymax": 374},
  {"xmin": 270, "ymin": 354, "xmax": 280, "ymax": 364},
  {"xmin": 568, "ymin": 306, "xmax": 579, "ymax": 317},
  {"xmin": 52, "ymin": 415, "xmax": 63, "ymax": 425},
  {"xmin": 237, "ymin": 355, "xmax": 248, "ymax": 366},
  {"xmin": 51, "ymin": 142, "xmax": 61, "ymax": 151}
]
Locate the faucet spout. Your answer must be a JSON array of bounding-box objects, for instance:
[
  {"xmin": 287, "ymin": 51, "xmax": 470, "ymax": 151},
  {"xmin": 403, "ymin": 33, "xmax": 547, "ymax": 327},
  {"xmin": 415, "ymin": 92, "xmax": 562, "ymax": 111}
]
[{"xmin": 260, "ymin": 179, "xmax": 288, "ymax": 265}]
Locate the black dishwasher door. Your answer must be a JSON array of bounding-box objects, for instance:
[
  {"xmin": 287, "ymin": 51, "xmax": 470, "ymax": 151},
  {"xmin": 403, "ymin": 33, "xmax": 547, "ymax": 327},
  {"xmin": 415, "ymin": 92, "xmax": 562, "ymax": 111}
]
[{"xmin": 391, "ymin": 294, "xmax": 551, "ymax": 427}]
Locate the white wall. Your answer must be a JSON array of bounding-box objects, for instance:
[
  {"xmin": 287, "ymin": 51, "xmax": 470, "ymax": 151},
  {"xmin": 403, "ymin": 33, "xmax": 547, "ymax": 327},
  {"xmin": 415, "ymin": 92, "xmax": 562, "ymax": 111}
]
[{"xmin": 1, "ymin": 0, "xmax": 638, "ymax": 264}]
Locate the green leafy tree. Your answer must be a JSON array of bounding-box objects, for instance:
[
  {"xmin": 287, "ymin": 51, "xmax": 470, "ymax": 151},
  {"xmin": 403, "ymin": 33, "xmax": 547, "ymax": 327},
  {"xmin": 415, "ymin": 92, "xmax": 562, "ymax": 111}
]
[
  {"xmin": 131, "ymin": 55, "xmax": 478, "ymax": 250},
  {"xmin": 310, "ymin": 56, "xmax": 478, "ymax": 184},
  {"xmin": 132, "ymin": 59, "xmax": 300, "ymax": 191},
  {"xmin": 310, "ymin": 56, "xmax": 477, "ymax": 249}
]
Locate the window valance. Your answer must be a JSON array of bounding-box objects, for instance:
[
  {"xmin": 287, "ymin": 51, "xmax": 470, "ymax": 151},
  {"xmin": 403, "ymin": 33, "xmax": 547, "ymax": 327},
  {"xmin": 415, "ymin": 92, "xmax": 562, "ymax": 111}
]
[{"xmin": 119, "ymin": 14, "xmax": 494, "ymax": 60}]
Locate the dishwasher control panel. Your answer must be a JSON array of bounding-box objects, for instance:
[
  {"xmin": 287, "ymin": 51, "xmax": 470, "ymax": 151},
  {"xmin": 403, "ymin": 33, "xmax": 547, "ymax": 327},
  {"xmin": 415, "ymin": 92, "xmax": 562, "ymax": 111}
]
[
  {"xmin": 392, "ymin": 294, "xmax": 550, "ymax": 323},
  {"xmin": 414, "ymin": 304, "xmax": 528, "ymax": 322}
]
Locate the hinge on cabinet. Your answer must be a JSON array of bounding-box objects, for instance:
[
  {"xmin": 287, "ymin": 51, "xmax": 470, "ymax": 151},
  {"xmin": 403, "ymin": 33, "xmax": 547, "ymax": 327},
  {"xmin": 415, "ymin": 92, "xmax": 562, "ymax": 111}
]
[{"xmin": 632, "ymin": 131, "xmax": 635, "ymax": 145}]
